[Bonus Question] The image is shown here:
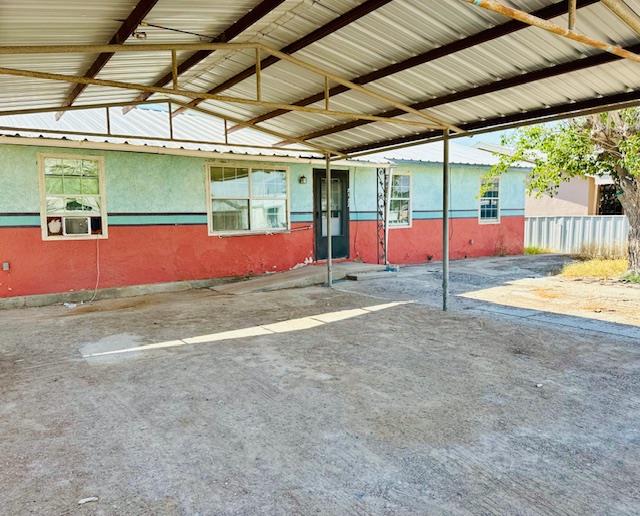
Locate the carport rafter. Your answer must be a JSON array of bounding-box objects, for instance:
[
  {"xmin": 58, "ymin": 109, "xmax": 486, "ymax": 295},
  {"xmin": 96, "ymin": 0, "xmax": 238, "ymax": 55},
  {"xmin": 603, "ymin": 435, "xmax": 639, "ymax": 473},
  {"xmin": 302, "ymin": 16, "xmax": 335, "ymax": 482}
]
[
  {"xmin": 340, "ymin": 88, "xmax": 640, "ymax": 156},
  {"xmin": 172, "ymin": 0, "xmax": 394, "ymax": 115},
  {"xmin": 124, "ymin": 0, "xmax": 287, "ymax": 112},
  {"xmin": 56, "ymin": 0, "xmax": 160, "ymax": 118},
  {"xmin": 277, "ymin": 39, "xmax": 640, "ymax": 145},
  {"xmin": 226, "ymin": 0, "xmax": 599, "ymax": 135}
]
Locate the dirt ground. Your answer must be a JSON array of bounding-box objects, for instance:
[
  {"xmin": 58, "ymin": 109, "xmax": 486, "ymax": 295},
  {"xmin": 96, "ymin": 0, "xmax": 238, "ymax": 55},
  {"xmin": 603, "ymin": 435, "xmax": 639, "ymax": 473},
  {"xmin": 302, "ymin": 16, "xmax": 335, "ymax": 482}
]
[
  {"xmin": 1, "ymin": 257, "xmax": 640, "ymax": 514},
  {"xmin": 339, "ymin": 254, "xmax": 640, "ymax": 339}
]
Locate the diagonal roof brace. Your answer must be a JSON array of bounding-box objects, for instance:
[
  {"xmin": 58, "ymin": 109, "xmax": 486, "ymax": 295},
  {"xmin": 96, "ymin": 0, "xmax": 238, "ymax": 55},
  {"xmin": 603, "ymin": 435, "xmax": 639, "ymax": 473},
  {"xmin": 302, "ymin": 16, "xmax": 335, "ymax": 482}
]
[
  {"xmin": 0, "ymin": 42, "xmax": 458, "ymax": 131},
  {"xmin": 463, "ymin": 0, "xmax": 640, "ymax": 63}
]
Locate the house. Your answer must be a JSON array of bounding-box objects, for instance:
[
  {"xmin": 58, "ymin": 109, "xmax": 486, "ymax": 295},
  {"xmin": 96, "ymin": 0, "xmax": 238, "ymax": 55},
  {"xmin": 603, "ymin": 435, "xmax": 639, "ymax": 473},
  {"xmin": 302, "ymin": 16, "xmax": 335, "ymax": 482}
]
[
  {"xmin": 525, "ymin": 176, "xmax": 624, "ymax": 216},
  {"xmin": 0, "ymin": 110, "xmax": 528, "ymax": 299},
  {"xmin": 474, "ymin": 143, "xmax": 623, "ymax": 217}
]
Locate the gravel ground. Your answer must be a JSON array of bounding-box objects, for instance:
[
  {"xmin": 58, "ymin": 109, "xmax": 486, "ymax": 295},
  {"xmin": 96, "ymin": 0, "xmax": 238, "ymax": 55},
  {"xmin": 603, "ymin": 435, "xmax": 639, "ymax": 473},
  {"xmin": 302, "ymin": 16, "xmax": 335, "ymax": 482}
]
[{"xmin": 1, "ymin": 262, "xmax": 639, "ymax": 514}]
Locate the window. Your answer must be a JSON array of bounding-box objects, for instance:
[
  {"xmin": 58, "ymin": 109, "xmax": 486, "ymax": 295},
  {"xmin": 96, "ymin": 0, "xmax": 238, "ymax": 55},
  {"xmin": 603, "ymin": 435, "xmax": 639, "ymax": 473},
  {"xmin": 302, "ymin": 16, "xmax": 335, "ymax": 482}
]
[
  {"xmin": 39, "ymin": 154, "xmax": 107, "ymax": 239},
  {"xmin": 597, "ymin": 184, "xmax": 623, "ymax": 215},
  {"xmin": 479, "ymin": 177, "xmax": 500, "ymax": 223},
  {"xmin": 208, "ymin": 165, "xmax": 288, "ymax": 234},
  {"xmin": 388, "ymin": 172, "xmax": 411, "ymax": 227}
]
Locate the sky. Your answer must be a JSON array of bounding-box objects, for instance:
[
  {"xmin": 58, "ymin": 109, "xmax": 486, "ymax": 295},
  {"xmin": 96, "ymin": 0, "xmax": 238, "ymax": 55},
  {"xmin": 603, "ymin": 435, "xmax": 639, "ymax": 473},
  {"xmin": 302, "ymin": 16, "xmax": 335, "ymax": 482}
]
[{"xmin": 456, "ymin": 129, "xmax": 515, "ymax": 148}]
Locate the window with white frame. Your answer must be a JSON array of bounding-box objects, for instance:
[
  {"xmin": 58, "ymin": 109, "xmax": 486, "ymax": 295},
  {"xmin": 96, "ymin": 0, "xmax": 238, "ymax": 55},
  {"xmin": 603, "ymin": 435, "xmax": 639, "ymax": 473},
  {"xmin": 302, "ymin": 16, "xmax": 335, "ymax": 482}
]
[
  {"xmin": 39, "ymin": 154, "xmax": 107, "ymax": 239},
  {"xmin": 479, "ymin": 177, "xmax": 500, "ymax": 222},
  {"xmin": 208, "ymin": 165, "xmax": 289, "ymax": 234},
  {"xmin": 388, "ymin": 171, "xmax": 411, "ymax": 226}
]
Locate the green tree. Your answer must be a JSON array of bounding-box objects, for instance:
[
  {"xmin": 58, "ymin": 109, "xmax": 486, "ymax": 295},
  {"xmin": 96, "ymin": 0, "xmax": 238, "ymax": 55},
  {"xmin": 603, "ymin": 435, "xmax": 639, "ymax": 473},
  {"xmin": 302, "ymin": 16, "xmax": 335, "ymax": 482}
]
[{"xmin": 488, "ymin": 108, "xmax": 640, "ymax": 274}]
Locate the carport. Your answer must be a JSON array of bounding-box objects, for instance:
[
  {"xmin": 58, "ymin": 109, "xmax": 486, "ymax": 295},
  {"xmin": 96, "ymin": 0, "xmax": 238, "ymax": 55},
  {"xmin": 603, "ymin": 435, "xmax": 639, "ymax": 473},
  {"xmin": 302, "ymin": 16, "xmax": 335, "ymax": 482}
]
[{"xmin": 1, "ymin": 0, "xmax": 640, "ymax": 309}]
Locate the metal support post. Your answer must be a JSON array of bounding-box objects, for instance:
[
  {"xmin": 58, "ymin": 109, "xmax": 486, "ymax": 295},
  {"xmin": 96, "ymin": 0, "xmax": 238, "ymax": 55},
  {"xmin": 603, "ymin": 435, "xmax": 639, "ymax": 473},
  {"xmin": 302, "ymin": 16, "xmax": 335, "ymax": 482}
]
[
  {"xmin": 376, "ymin": 167, "xmax": 387, "ymax": 264},
  {"xmin": 442, "ymin": 128, "xmax": 450, "ymax": 311},
  {"xmin": 326, "ymin": 153, "xmax": 333, "ymax": 287}
]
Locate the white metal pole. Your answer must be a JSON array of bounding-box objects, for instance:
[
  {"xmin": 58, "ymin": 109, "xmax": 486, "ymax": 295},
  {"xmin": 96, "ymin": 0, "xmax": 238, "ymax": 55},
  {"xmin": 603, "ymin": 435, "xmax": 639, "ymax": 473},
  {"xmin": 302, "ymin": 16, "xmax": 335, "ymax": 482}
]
[
  {"xmin": 384, "ymin": 167, "xmax": 392, "ymax": 266},
  {"xmin": 326, "ymin": 153, "xmax": 333, "ymax": 287},
  {"xmin": 442, "ymin": 129, "xmax": 450, "ymax": 311}
]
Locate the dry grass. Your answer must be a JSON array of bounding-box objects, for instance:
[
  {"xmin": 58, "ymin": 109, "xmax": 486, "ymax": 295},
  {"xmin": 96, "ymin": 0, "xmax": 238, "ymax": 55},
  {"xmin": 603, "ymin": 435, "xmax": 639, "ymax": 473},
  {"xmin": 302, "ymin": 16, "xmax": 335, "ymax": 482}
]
[
  {"xmin": 573, "ymin": 243, "xmax": 627, "ymax": 261},
  {"xmin": 561, "ymin": 259, "xmax": 628, "ymax": 279}
]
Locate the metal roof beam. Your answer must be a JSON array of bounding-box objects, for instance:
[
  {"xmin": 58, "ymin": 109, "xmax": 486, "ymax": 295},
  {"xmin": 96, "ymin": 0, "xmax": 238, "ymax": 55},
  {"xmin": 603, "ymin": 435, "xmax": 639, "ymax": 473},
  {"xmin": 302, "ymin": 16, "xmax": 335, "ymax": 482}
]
[
  {"xmin": 225, "ymin": 0, "xmax": 599, "ymax": 133},
  {"xmin": 0, "ymin": 99, "xmax": 168, "ymax": 117},
  {"xmin": 124, "ymin": 0, "xmax": 286, "ymax": 111},
  {"xmin": 340, "ymin": 89, "xmax": 640, "ymax": 155},
  {"xmin": 174, "ymin": 0, "xmax": 393, "ymax": 114},
  {"xmin": 0, "ymin": 63, "xmax": 443, "ymax": 128},
  {"xmin": 56, "ymin": 0, "xmax": 160, "ymax": 118},
  {"xmin": 279, "ymin": 39, "xmax": 640, "ymax": 144}
]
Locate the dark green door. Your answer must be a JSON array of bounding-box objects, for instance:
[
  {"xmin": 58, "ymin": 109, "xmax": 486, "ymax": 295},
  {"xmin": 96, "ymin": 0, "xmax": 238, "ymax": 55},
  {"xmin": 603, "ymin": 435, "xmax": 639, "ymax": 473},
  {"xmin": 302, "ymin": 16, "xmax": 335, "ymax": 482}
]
[{"xmin": 314, "ymin": 169, "xmax": 349, "ymax": 260}]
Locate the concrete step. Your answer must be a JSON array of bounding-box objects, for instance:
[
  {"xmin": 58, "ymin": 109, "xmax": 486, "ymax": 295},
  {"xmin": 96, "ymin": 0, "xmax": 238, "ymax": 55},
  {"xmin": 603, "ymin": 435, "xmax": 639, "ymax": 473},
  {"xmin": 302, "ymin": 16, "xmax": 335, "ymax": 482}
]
[
  {"xmin": 345, "ymin": 270, "xmax": 399, "ymax": 281},
  {"xmin": 212, "ymin": 262, "xmax": 386, "ymax": 295}
]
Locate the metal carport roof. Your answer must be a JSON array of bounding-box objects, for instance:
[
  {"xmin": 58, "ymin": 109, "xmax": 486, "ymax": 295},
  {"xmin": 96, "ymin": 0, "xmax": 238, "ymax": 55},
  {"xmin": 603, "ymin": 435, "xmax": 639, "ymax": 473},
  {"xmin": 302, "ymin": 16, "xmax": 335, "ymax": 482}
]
[
  {"xmin": 2, "ymin": 0, "xmax": 639, "ymax": 307},
  {"xmin": 0, "ymin": 0, "xmax": 639, "ymax": 158}
]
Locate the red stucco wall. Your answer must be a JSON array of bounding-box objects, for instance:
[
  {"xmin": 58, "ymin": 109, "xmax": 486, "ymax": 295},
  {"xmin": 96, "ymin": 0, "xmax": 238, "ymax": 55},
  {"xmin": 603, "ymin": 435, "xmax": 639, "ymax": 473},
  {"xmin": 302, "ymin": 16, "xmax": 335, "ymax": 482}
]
[
  {"xmin": 0, "ymin": 217, "xmax": 524, "ymax": 298},
  {"xmin": 351, "ymin": 216, "xmax": 524, "ymax": 264},
  {"xmin": 0, "ymin": 223, "xmax": 314, "ymax": 297}
]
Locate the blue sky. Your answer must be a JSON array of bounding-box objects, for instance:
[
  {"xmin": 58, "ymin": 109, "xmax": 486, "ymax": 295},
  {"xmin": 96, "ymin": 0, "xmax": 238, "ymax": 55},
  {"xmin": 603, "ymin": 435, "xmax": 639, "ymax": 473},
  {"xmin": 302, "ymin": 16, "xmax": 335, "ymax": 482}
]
[{"xmin": 456, "ymin": 129, "xmax": 515, "ymax": 148}]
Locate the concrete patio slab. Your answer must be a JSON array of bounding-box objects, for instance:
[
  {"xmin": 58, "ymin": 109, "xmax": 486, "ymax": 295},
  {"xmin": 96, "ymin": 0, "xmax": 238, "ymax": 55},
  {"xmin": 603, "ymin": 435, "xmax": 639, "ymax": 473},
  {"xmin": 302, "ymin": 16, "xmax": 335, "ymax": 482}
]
[{"xmin": 1, "ymin": 280, "xmax": 639, "ymax": 514}]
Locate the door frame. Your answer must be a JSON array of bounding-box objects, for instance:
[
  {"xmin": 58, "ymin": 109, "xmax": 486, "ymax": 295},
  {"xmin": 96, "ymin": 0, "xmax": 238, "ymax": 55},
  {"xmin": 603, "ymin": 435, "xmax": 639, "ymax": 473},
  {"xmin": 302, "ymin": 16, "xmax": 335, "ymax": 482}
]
[{"xmin": 312, "ymin": 168, "xmax": 350, "ymax": 261}]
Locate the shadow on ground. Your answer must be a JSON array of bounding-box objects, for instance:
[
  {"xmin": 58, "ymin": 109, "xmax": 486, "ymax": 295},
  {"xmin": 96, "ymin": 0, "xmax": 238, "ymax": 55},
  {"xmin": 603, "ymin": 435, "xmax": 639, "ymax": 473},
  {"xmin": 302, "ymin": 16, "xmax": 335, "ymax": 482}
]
[{"xmin": 338, "ymin": 254, "xmax": 640, "ymax": 340}]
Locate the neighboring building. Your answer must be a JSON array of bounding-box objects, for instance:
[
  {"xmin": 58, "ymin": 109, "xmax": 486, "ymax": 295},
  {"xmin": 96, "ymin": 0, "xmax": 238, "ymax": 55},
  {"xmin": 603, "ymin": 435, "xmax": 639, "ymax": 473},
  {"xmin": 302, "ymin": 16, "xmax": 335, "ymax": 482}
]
[
  {"xmin": 0, "ymin": 111, "xmax": 528, "ymax": 299},
  {"xmin": 525, "ymin": 175, "xmax": 624, "ymax": 216}
]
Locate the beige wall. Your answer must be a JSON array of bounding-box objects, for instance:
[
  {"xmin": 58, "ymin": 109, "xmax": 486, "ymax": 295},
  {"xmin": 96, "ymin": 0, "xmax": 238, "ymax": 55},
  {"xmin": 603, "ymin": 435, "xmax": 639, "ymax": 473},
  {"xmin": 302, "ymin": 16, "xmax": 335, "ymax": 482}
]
[{"xmin": 525, "ymin": 176, "xmax": 597, "ymax": 216}]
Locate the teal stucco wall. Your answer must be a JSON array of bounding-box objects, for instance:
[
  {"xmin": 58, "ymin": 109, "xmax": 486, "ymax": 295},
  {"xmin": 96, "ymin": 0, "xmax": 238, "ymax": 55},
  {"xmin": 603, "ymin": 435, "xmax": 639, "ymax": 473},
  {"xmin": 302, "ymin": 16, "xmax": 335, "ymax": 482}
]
[
  {"xmin": 349, "ymin": 160, "xmax": 527, "ymax": 221},
  {"xmin": 0, "ymin": 143, "xmax": 527, "ymax": 227},
  {"xmin": 0, "ymin": 143, "xmax": 318, "ymax": 226}
]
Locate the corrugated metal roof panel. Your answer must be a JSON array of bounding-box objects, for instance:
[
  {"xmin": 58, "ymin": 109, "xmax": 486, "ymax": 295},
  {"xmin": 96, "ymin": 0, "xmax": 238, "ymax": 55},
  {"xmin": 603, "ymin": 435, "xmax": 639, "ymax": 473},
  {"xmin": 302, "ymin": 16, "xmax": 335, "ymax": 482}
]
[{"xmin": 0, "ymin": 0, "xmax": 638, "ymax": 155}]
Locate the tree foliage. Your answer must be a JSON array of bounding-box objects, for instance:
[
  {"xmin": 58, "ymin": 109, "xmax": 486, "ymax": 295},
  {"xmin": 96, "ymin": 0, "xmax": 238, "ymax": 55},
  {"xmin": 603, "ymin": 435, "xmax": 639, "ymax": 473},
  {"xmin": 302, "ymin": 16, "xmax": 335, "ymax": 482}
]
[
  {"xmin": 485, "ymin": 108, "xmax": 640, "ymax": 274},
  {"xmin": 486, "ymin": 108, "xmax": 640, "ymax": 197}
]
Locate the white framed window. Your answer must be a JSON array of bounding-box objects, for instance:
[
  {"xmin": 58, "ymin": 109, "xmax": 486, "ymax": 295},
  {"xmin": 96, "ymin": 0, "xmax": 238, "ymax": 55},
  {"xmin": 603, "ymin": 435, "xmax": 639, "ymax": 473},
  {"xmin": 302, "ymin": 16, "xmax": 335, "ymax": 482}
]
[
  {"xmin": 388, "ymin": 171, "xmax": 411, "ymax": 227},
  {"xmin": 38, "ymin": 153, "xmax": 107, "ymax": 240},
  {"xmin": 479, "ymin": 177, "xmax": 500, "ymax": 223},
  {"xmin": 207, "ymin": 164, "xmax": 289, "ymax": 235}
]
